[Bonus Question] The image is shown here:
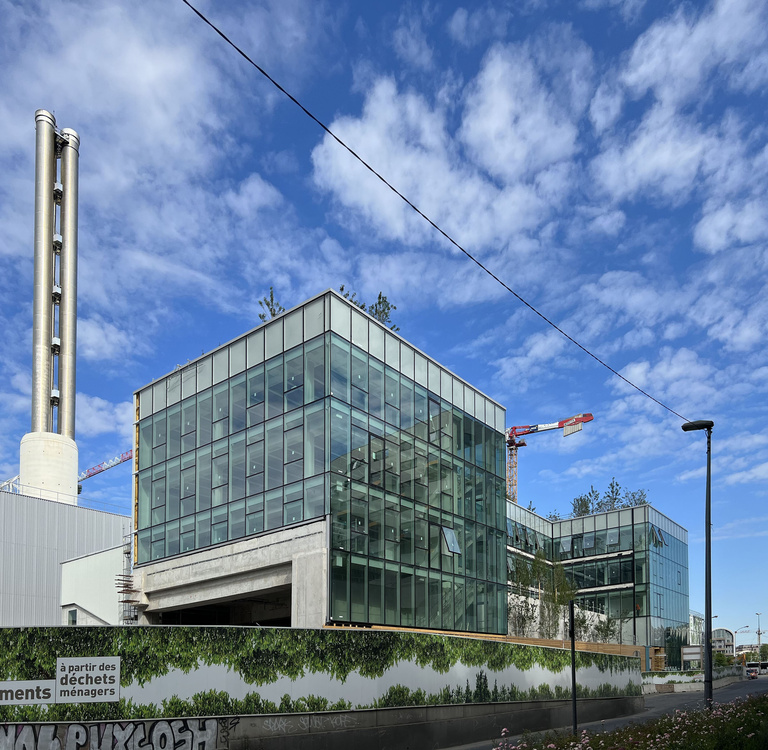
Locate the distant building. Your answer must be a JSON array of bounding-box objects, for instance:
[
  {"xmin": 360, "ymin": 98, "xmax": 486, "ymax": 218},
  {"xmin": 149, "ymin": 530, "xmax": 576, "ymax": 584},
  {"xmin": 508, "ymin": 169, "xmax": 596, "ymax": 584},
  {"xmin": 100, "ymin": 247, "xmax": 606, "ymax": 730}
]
[
  {"xmin": 133, "ymin": 290, "xmax": 508, "ymax": 634},
  {"xmin": 712, "ymin": 627, "xmax": 735, "ymax": 656},
  {"xmin": 507, "ymin": 502, "xmax": 689, "ymax": 667},
  {"xmin": 689, "ymin": 610, "xmax": 704, "ymax": 645},
  {"xmin": 735, "ymin": 643, "xmax": 759, "ymax": 655}
]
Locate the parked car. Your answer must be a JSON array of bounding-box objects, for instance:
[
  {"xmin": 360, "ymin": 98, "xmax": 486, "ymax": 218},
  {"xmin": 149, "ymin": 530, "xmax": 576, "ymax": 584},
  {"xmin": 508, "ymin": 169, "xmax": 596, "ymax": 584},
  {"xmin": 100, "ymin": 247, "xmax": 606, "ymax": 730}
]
[{"xmin": 747, "ymin": 667, "xmax": 759, "ymax": 679}]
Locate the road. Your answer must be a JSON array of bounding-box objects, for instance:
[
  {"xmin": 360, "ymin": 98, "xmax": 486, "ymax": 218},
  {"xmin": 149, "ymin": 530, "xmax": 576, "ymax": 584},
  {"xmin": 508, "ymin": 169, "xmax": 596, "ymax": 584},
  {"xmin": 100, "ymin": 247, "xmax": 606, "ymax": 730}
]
[{"xmin": 445, "ymin": 676, "xmax": 768, "ymax": 750}]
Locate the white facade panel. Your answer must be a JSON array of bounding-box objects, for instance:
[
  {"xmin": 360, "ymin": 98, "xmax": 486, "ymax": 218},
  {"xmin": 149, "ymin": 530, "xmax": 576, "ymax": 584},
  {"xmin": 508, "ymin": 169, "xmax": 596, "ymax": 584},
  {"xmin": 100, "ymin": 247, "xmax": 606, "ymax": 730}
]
[{"xmin": 61, "ymin": 545, "xmax": 125, "ymax": 625}]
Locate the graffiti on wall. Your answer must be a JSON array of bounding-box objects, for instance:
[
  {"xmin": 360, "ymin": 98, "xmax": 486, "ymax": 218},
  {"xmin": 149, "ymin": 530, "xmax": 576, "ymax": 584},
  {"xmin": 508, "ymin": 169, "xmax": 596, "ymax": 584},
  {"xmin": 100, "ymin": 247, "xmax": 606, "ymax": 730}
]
[{"xmin": 0, "ymin": 718, "xmax": 227, "ymax": 750}]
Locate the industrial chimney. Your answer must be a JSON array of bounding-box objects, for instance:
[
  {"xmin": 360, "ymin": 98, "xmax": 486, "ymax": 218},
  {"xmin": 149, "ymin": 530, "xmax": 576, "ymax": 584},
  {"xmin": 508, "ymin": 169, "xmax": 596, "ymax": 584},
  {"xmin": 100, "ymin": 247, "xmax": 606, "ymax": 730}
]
[{"xmin": 19, "ymin": 110, "xmax": 80, "ymax": 503}]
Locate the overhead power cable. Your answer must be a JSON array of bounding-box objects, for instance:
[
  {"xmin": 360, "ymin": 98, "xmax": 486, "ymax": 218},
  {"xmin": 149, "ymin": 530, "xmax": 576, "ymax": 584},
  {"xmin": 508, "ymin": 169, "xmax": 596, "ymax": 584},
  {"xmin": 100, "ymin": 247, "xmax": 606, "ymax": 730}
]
[{"xmin": 181, "ymin": 0, "xmax": 689, "ymax": 423}]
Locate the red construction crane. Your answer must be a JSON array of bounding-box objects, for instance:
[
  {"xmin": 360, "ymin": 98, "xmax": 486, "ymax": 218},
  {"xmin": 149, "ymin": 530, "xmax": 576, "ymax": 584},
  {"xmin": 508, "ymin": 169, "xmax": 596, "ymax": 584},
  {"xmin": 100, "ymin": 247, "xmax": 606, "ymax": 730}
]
[
  {"xmin": 505, "ymin": 413, "xmax": 593, "ymax": 505},
  {"xmin": 78, "ymin": 450, "xmax": 133, "ymax": 482}
]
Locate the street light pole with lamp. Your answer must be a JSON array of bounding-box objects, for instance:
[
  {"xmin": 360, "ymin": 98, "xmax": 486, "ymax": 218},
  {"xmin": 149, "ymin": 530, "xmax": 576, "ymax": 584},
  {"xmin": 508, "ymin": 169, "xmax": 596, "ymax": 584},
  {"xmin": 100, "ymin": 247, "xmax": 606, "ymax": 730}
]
[
  {"xmin": 757, "ymin": 612, "xmax": 762, "ymax": 661},
  {"xmin": 682, "ymin": 419, "xmax": 714, "ymax": 704}
]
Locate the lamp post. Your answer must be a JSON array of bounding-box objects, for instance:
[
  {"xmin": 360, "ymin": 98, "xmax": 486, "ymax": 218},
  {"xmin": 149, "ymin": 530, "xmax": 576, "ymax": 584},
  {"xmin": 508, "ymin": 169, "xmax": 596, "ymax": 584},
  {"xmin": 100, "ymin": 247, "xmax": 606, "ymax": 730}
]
[
  {"xmin": 757, "ymin": 613, "xmax": 762, "ymax": 662},
  {"xmin": 682, "ymin": 419, "xmax": 714, "ymax": 704}
]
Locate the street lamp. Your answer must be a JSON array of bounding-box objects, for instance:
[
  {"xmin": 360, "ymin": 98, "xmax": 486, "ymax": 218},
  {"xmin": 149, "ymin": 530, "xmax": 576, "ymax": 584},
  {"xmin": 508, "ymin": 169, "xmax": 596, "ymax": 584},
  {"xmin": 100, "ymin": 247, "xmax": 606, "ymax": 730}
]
[
  {"xmin": 682, "ymin": 419, "xmax": 714, "ymax": 704},
  {"xmin": 757, "ymin": 613, "xmax": 762, "ymax": 660}
]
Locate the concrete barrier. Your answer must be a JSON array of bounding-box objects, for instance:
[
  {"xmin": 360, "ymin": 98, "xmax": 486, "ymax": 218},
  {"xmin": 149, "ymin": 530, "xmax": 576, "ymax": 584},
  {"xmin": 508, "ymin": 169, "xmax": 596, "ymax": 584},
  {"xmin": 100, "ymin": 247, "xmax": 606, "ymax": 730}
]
[{"xmin": 642, "ymin": 674, "xmax": 743, "ymax": 695}]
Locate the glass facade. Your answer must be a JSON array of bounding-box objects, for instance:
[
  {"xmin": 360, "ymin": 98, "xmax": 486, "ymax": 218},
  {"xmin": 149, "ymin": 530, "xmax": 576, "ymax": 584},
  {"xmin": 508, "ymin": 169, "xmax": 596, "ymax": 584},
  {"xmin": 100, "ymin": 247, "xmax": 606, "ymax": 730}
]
[
  {"xmin": 507, "ymin": 502, "xmax": 689, "ymax": 662},
  {"xmin": 134, "ymin": 291, "xmax": 508, "ymax": 635}
]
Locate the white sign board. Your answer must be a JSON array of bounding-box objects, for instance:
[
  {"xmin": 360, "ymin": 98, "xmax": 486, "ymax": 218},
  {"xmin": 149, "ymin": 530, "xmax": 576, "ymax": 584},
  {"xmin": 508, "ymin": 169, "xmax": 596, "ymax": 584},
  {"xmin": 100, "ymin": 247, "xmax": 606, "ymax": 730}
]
[
  {"xmin": 682, "ymin": 646, "xmax": 703, "ymax": 662},
  {"xmin": 0, "ymin": 680, "xmax": 56, "ymax": 705},
  {"xmin": 56, "ymin": 657, "xmax": 120, "ymax": 703}
]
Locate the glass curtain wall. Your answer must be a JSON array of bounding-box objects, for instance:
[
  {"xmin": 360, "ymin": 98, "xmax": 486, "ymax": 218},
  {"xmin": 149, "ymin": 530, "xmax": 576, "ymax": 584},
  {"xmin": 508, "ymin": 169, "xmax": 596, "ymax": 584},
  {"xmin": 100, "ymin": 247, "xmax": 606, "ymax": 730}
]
[
  {"xmin": 135, "ymin": 299, "xmax": 329, "ymax": 565},
  {"xmin": 134, "ymin": 292, "xmax": 508, "ymax": 636},
  {"xmin": 506, "ymin": 503, "xmax": 689, "ymax": 656}
]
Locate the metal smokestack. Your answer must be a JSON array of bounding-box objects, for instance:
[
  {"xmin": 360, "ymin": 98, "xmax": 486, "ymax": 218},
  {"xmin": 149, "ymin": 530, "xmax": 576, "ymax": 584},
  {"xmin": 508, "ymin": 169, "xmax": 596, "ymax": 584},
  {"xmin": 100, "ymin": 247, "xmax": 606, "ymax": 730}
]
[
  {"xmin": 58, "ymin": 127, "xmax": 79, "ymax": 439},
  {"xmin": 20, "ymin": 110, "xmax": 80, "ymax": 502},
  {"xmin": 31, "ymin": 110, "xmax": 56, "ymax": 433}
]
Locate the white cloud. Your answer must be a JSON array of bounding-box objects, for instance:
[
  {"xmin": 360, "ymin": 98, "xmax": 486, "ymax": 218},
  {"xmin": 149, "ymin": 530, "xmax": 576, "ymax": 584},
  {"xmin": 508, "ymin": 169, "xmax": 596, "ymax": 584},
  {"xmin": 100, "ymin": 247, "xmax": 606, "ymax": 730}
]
[
  {"xmin": 78, "ymin": 317, "xmax": 148, "ymax": 363},
  {"xmin": 693, "ymin": 199, "xmax": 768, "ymax": 253},
  {"xmin": 76, "ymin": 394, "xmax": 133, "ymax": 441},
  {"xmin": 459, "ymin": 44, "xmax": 580, "ymax": 183},
  {"xmin": 312, "ymin": 76, "xmax": 556, "ymax": 256},
  {"xmin": 591, "ymin": 105, "xmax": 715, "ymax": 203},
  {"xmin": 582, "ymin": 208, "xmax": 626, "ymax": 236},
  {"xmin": 495, "ymin": 329, "xmax": 570, "ymax": 387},
  {"xmin": 393, "ymin": 8, "xmax": 434, "ymax": 71},
  {"xmin": 621, "ymin": 0, "xmax": 768, "ymax": 107},
  {"xmin": 446, "ymin": 6, "xmax": 512, "ymax": 47},
  {"xmin": 589, "ymin": 81, "xmax": 623, "ymax": 135},
  {"xmin": 725, "ymin": 463, "xmax": 768, "ymax": 485},
  {"xmin": 580, "ymin": 0, "xmax": 646, "ymax": 22},
  {"xmin": 584, "ymin": 270, "xmax": 682, "ymax": 329}
]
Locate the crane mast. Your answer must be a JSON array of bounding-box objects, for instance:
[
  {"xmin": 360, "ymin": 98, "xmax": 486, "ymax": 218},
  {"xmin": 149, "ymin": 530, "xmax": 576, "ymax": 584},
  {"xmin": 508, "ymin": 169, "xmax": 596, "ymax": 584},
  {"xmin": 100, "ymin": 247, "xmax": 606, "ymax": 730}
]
[{"xmin": 505, "ymin": 413, "xmax": 593, "ymax": 505}]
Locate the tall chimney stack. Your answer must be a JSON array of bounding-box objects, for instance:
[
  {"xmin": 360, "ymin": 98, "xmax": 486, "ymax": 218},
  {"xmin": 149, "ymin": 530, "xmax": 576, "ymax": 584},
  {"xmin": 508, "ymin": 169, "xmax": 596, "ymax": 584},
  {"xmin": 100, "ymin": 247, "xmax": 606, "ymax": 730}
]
[{"xmin": 20, "ymin": 110, "xmax": 80, "ymax": 502}]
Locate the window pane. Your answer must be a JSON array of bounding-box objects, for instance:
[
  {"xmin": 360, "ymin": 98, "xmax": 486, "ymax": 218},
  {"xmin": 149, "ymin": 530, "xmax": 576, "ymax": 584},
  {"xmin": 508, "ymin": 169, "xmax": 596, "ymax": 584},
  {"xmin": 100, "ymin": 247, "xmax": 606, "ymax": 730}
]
[
  {"xmin": 369, "ymin": 322, "xmax": 384, "ymax": 361},
  {"xmin": 230, "ymin": 339, "xmax": 246, "ymax": 375},
  {"xmin": 284, "ymin": 309, "xmax": 303, "ymax": 350},
  {"xmin": 213, "ymin": 349, "xmax": 228, "ymax": 385},
  {"xmin": 265, "ymin": 418, "xmax": 284, "ymax": 490},
  {"xmin": 304, "ymin": 298, "xmax": 324, "ymax": 340},
  {"xmin": 197, "ymin": 356, "xmax": 212, "ymax": 390},
  {"xmin": 266, "ymin": 358, "xmax": 283, "ymax": 419},
  {"xmin": 265, "ymin": 319, "xmax": 283, "ymax": 359},
  {"xmin": 304, "ymin": 402, "xmax": 325, "ymax": 477},
  {"xmin": 385, "ymin": 333, "xmax": 400, "ymax": 368},
  {"xmin": 229, "ymin": 432, "xmax": 246, "ymax": 502},
  {"xmin": 351, "ymin": 309, "xmax": 368, "ymax": 350},
  {"xmin": 229, "ymin": 373, "xmax": 246, "ymax": 434},
  {"xmin": 304, "ymin": 475, "xmax": 325, "ymax": 518},
  {"xmin": 331, "ymin": 550, "xmax": 349, "ymax": 622},
  {"xmin": 330, "ymin": 402, "xmax": 351, "ymax": 477},
  {"xmin": 304, "ymin": 338, "xmax": 325, "ymax": 404},
  {"xmin": 247, "ymin": 329, "xmax": 264, "ymax": 367},
  {"xmin": 330, "ymin": 337, "xmax": 350, "ymax": 403}
]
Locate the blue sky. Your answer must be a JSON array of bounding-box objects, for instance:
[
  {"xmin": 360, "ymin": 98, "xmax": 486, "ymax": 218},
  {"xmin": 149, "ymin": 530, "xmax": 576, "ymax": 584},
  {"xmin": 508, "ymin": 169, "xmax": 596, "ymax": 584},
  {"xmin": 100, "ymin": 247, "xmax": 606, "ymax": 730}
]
[{"xmin": 1, "ymin": 0, "xmax": 767, "ymax": 645}]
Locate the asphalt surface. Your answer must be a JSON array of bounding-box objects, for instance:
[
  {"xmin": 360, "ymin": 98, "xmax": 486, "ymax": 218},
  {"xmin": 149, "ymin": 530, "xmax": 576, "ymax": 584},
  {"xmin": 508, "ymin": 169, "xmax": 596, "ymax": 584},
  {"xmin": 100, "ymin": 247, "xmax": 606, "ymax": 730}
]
[{"xmin": 444, "ymin": 676, "xmax": 768, "ymax": 750}]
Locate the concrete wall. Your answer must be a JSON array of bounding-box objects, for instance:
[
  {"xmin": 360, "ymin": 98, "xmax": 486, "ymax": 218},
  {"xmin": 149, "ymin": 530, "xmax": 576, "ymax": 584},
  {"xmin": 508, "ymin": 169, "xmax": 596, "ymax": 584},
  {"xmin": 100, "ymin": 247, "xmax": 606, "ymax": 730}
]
[
  {"xmin": 60, "ymin": 545, "xmax": 125, "ymax": 625},
  {"xmin": 0, "ymin": 697, "xmax": 644, "ymax": 750},
  {"xmin": 19, "ymin": 433, "xmax": 78, "ymax": 503},
  {"xmin": 136, "ymin": 520, "xmax": 327, "ymax": 627}
]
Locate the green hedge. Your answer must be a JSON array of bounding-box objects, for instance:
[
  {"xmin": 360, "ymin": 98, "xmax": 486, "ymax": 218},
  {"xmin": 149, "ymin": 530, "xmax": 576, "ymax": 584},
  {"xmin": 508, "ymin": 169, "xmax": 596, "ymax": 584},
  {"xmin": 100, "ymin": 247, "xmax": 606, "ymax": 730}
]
[{"xmin": 0, "ymin": 627, "xmax": 638, "ymax": 686}]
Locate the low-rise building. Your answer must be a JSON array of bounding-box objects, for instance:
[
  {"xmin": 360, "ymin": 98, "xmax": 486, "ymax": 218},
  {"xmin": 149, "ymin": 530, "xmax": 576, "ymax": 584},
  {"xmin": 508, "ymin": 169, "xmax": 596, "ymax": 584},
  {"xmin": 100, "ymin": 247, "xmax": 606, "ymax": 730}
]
[
  {"xmin": 507, "ymin": 501, "xmax": 689, "ymax": 666},
  {"xmin": 1, "ymin": 488, "xmax": 131, "ymax": 626}
]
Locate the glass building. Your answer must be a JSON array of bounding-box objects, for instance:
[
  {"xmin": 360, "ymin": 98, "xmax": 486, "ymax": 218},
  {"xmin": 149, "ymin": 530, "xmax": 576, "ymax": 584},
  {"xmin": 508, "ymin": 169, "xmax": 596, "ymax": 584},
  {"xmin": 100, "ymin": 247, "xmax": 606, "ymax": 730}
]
[
  {"xmin": 134, "ymin": 290, "xmax": 508, "ymax": 634},
  {"xmin": 507, "ymin": 502, "xmax": 689, "ymax": 665}
]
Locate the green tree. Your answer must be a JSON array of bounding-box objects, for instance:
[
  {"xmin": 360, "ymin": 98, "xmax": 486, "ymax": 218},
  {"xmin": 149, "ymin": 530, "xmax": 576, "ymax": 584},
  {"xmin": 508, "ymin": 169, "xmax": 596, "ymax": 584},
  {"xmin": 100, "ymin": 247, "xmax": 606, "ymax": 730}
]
[
  {"xmin": 367, "ymin": 292, "xmax": 399, "ymax": 331},
  {"xmin": 539, "ymin": 559, "xmax": 578, "ymax": 639},
  {"xmin": 714, "ymin": 652, "xmax": 734, "ymax": 667},
  {"xmin": 571, "ymin": 486, "xmax": 599, "ymax": 517},
  {"xmin": 570, "ymin": 478, "xmax": 648, "ymax": 518},
  {"xmin": 338, "ymin": 284, "xmax": 365, "ymax": 310},
  {"xmin": 593, "ymin": 615, "xmax": 618, "ymax": 644},
  {"xmin": 508, "ymin": 556, "xmax": 539, "ymax": 637},
  {"xmin": 258, "ymin": 286, "xmax": 285, "ymax": 322},
  {"xmin": 339, "ymin": 286, "xmax": 399, "ymax": 331}
]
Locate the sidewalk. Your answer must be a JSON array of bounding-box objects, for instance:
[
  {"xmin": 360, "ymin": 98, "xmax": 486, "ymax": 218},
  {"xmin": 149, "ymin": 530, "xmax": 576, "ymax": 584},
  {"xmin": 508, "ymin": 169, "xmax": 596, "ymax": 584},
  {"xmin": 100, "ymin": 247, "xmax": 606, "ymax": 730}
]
[{"xmin": 443, "ymin": 677, "xmax": 768, "ymax": 750}]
